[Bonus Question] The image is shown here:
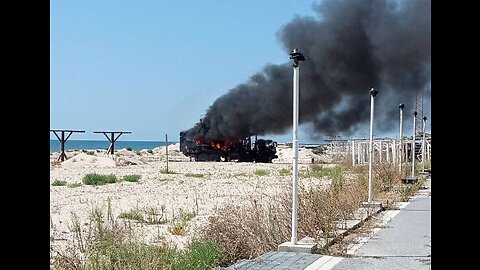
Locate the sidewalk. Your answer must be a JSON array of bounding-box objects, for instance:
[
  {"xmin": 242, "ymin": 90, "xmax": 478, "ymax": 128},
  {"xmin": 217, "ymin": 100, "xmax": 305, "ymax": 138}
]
[
  {"xmin": 331, "ymin": 182, "xmax": 431, "ymax": 269},
  {"xmin": 224, "ymin": 177, "xmax": 431, "ymax": 269}
]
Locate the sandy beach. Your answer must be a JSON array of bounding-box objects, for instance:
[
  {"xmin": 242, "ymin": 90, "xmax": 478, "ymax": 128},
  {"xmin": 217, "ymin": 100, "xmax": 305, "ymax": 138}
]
[{"xmin": 50, "ymin": 144, "xmax": 332, "ymax": 251}]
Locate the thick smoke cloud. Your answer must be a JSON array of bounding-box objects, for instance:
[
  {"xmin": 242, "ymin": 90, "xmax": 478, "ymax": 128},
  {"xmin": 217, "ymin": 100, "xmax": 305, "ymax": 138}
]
[{"xmin": 188, "ymin": 0, "xmax": 431, "ymax": 140}]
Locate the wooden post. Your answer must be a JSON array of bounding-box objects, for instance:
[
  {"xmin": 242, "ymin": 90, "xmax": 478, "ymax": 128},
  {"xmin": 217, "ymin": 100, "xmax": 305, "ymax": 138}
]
[
  {"xmin": 110, "ymin": 133, "xmax": 115, "ymax": 155},
  {"xmin": 165, "ymin": 134, "xmax": 169, "ymax": 173},
  {"xmin": 61, "ymin": 131, "xmax": 65, "ymax": 160},
  {"xmin": 50, "ymin": 130, "xmax": 85, "ymax": 162}
]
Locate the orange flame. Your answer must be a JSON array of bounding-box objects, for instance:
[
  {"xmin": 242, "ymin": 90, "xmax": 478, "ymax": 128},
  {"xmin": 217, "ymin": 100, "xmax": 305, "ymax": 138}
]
[{"xmin": 195, "ymin": 137, "xmax": 239, "ymax": 151}]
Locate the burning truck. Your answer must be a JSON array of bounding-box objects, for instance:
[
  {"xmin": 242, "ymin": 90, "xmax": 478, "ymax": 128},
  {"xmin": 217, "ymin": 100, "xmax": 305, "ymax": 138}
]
[{"xmin": 180, "ymin": 131, "xmax": 278, "ymax": 163}]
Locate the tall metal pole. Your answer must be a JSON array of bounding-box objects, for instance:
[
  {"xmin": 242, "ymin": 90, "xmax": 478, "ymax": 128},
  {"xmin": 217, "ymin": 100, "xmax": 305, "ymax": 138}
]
[
  {"xmin": 165, "ymin": 134, "xmax": 169, "ymax": 173},
  {"xmin": 289, "ymin": 48, "xmax": 305, "ymax": 245},
  {"xmin": 411, "ymin": 111, "xmax": 417, "ymax": 177},
  {"xmin": 399, "ymin": 103, "xmax": 405, "ymax": 175},
  {"xmin": 368, "ymin": 88, "xmax": 378, "ymax": 203}
]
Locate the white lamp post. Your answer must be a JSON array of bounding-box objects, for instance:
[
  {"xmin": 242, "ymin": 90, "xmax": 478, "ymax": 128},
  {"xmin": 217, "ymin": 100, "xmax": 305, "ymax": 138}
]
[
  {"xmin": 399, "ymin": 103, "xmax": 404, "ymax": 174},
  {"xmin": 289, "ymin": 48, "xmax": 305, "ymax": 244},
  {"xmin": 367, "ymin": 88, "xmax": 378, "ymax": 203}
]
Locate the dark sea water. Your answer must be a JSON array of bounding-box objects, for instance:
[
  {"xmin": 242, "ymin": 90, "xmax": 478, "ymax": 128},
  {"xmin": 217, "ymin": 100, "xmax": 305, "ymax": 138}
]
[{"xmin": 50, "ymin": 140, "xmax": 171, "ymax": 152}]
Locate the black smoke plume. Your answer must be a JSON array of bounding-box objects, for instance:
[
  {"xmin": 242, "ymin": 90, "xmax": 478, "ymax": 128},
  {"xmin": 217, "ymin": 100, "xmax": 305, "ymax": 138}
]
[{"xmin": 187, "ymin": 0, "xmax": 430, "ymax": 140}]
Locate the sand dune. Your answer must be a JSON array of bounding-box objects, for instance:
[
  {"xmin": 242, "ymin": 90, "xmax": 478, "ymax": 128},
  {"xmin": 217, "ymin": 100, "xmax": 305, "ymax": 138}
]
[{"xmin": 50, "ymin": 144, "xmax": 330, "ymax": 251}]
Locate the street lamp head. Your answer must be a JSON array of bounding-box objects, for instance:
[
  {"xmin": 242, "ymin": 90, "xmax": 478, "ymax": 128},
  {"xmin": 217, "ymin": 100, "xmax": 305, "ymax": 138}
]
[
  {"xmin": 290, "ymin": 48, "xmax": 305, "ymax": 67},
  {"xmin": 370, "ymin": 88, "xmax": 378, "ymax": 97},
  {"xmin": 399, "ymin": 103, "xmax": 405, "ymax": 110},
  {"xmin": 413, "ymin": 111, "xmax": 417, "ymax": 116}
]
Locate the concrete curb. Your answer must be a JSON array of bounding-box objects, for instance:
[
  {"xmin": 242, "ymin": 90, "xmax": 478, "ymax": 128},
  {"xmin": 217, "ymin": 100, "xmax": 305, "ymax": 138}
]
[{"xmin": 316, "ymin": 204, "xmax": 384, "ymax": 252}]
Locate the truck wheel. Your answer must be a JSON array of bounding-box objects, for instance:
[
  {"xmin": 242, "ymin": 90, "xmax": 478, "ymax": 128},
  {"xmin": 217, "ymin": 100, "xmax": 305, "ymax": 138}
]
[
  {"xmin": 209, "ymin": 153, "xmax": 220, "ymax": 161},
  {"xmin": 197, "ymin": 153, "xmax": 208, "ymax": 161}
]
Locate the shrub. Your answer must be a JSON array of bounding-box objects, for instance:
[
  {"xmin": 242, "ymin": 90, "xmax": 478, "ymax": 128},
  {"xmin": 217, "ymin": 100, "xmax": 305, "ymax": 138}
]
[
  {"xmin": 118, "ymin": 208, "xmax": 144, "ymax": 222},
  {"xmin": 398, "ymin": 179, "xmax": 424, "ymax": 202},
  {"xmin": 422, "ymin": 160, "xmax": 431, "ymax": 170},
  {"xmin": 145, "ymin": 205, "xmax": 167, "ymax": 224},
  {"xmin": 203, "ymin": 196, "xmax": 290, "ymax": 265},
  {"xmin": 82, "ymin": 173, "xmax": 117, "ymax": 185},
  {"xmin": 52, "ymin": 180, "xmax": 67, "ymax": 186},
  {"xmin": 185, "ymin": 173, "xmax": 204, "ymax": 178},
  {"xmin": 279, "ymin": 168, "xmax": 292, "ymax": 176},
  {"xmin": 160, "ymin": 168, "xmax": 176, "ymax": 174},
  {"xmin": 123, "ymin": 174, "xmax": 141, "ymax": 182},
  {"xmin": 302, "ymin": 165, "xmax": 343, "ymax": 180},
  {"xmin": 172, "ymin": 240, "xmax": 223, "ymax": 270},
  {"xmin": 68, "ymin": 182, "xmax": 82, "ymax": 188},
  {"xmin": 51, "ymin": 204, "xmax": 222, "ymax": 270},
  {"xmin": 254, "ymin": 169, "xmax": 270, "ymax": 176},
  {"xmin": 169, "ymin": 210, "xmax": 197, "ymax": 236},
  {"xmin": 374, "ymin": 163, "xmax": 401, "ymax": 192}
]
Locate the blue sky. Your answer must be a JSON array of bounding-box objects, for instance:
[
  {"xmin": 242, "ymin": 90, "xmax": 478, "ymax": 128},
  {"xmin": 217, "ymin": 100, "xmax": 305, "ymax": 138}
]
[
  {"xmin": 50, "ymin": 0, "xmax": 430, "ymax": 143},
  {"xmin": 50, "ymin": 0, "xmax": 321, "ymax": 142}
]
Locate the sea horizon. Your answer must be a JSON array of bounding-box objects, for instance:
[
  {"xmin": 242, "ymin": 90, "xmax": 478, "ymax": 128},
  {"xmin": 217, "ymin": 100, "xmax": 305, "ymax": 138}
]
[{"xmin": 50, "ymin": 139, "xmax": 173, "ymax": 152}]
